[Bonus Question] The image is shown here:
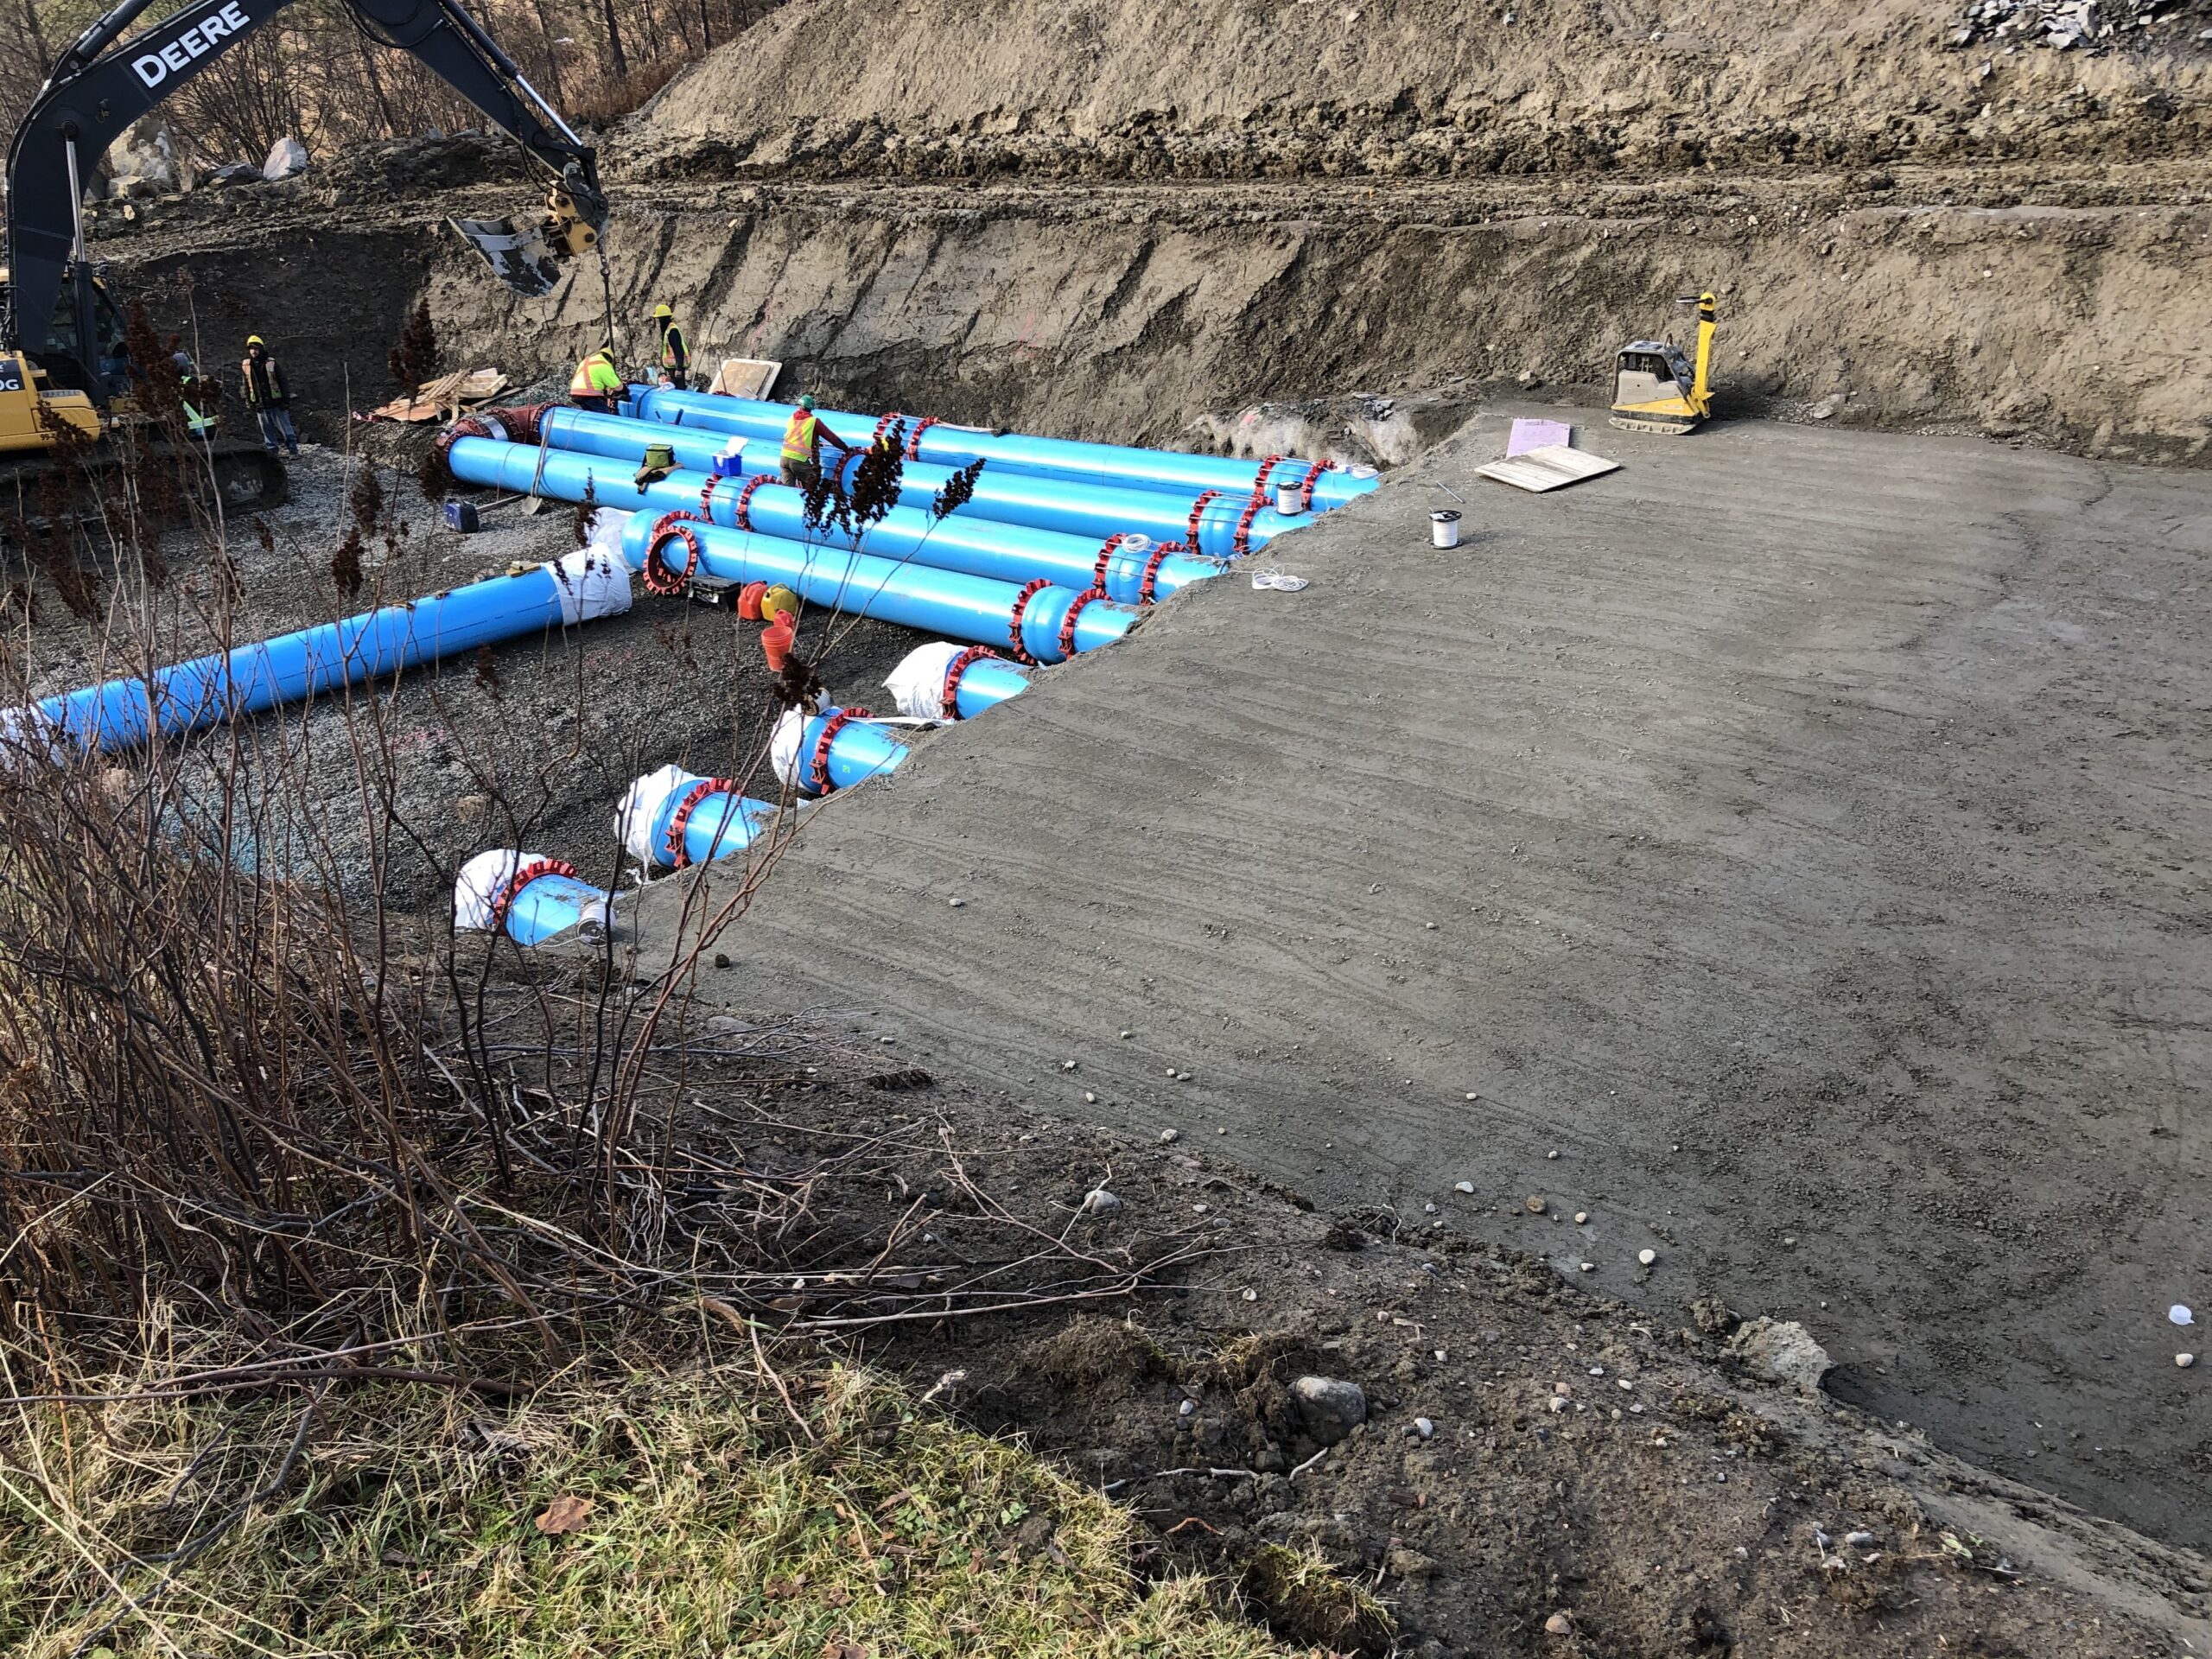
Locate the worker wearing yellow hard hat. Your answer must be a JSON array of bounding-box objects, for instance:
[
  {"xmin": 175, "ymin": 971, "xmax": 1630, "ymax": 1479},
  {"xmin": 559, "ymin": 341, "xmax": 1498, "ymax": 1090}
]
[
  {"xmin": 652, "ymin": 302, "xmax": 690, "ymax": 391},
  {"xmin": 238, "ymin": 334, "xmax": 298, "ymax": 458},
  {"xmin": 569, "ymin": 342, "xmax": 622, "ymax": 413}
]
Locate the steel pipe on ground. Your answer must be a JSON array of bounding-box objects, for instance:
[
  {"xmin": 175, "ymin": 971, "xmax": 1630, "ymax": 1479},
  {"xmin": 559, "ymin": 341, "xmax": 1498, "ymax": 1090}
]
[
  {"xmin": 529, "ymin": 405, "xmax": 1309, "ymax": 560},
  {"xmin": 603, "ymin": 506, "xmax": 1137, "ymax": 665},
  {"xmin": 883, "ymin": 642, "xmax": 1029, "ymax": 721},
  {"xmin": 617, "ymin": 764, "xmax": 780, "ymax": 870},
  {"xmin": 454, "ymin": 850, "xmax": 612, "ymax": 946},
  {"xmin": 624, "ymin": 386, "xmax": 1382, "ymax": 513},
  {"xmin": 447, "ymin": 437, "xmax": 1218, "ymax": 607},
  {"xmin": 770, "ymin": 706, "xmax": 908, "ymax": 795},
  {"xmin": 18, "ymin": 550, "xmax": 631, "ymax": 753}
]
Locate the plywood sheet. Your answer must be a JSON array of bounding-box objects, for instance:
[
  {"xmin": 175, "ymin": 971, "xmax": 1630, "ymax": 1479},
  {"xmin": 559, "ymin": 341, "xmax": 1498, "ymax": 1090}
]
[
  {"xmin": 1478, "ymin": 442, "xmax": 1621, "ymax": 493},
  {"xmin": 708, "ymin": 358, "xmax": 784, "ymax": 400}
]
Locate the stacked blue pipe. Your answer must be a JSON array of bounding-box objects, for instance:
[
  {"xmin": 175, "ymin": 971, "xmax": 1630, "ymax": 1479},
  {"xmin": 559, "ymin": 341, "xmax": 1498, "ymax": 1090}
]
[
  {"xmin": 446, "ymin": 436, "xmax": 1220, "ymax": 607},
  {"xmin": 607, "ymin": 508, "xmax": 1135, "ymax": 666},
  {"xmin": 534, "ymin": 406, "xmax": 1310, "ymax": 562},
  {"xmin": 884, "ymin": 642, "xmax": 1030, "ymax": 721},
  {"xmin": 772, "ymin": 706, "xmax": 908, "ymax": 795},
  {"xmin": 618, "ymin": 763, "xmax": 779, "ymax": 869},
  {"xmin": 626, "ymin": 387, "xmax": 1382, "ymax": 513},
  {"xmin": 26, "ymin": 550, "xmax": 631, "ymax": 753},
  {"xmin": 454, "ymin": 850, "xmax": 613, "ymax": 946}
]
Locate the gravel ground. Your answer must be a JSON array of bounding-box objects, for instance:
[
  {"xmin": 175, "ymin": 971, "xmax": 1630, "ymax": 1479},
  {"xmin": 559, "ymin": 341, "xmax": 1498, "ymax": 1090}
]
[{"xmin": 8, "ymin": 444, "xmax": 934, "ymax": 912}]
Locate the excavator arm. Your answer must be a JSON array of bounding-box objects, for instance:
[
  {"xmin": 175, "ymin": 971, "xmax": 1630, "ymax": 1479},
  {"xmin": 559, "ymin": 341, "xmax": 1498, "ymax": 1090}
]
[{"xmin": 3, "ymin": 0, "xmax": 604, "ymax": 397}]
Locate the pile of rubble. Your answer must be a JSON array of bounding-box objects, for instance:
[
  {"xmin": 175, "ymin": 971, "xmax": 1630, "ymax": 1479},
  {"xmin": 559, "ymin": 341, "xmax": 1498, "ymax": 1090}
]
[{"xmin": 1947, "ymin": 0, "xmax": 2212, "ymax": 51}]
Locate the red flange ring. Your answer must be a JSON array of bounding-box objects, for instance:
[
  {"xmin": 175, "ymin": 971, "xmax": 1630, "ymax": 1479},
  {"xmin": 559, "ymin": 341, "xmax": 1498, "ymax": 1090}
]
[
  {"xmin": 1297, "ymin": 457, "xmax": 1340, "ymax": 512},
  {"xmin": 1058, "ymin": 588, "xmax": 1104, "ymax": 660},
  {"xmin": 1138, "ymin": 542, "xmax": 1177, "ymax": 606},
  {"xmin": 871, "ymin": 411, "xmax": 904, "ymax": 449},
  {"xmin": 643, "ymin": 511, "xmax": 706, "ymax": 595},
  {"xmin": 662, "ymin": 777, "xmax": 738, "ymax": 868},
  {"xmin": 1090, "ymin": 531, "xmax": 1132, "ymax": 598},
  {"xmin": 1007, "ymin": 578, "xmax": 1052, "ymax": 664},
  {"xmin": 734, "ymin": 474, "xmax": 771, "ymax": 532},
  {"xmin": 906, "ymin": 416, "xmax": 942, "ymax": 461},
  {"xmin": 1185, "ymin": 489, "xmax": 1223, "ymax": 558},
  {"xmin": 490, "ymin": 857, "xmax": 579, "ymax": 930},
  {"xmin": 699, "ymin": 474, "xmax": 722, "ymax": 521},
  {"xmin": 939, "ymin": 645, "xmax": 1001, "ymax": 720},
  {"xmin": 807, "ymin": 707, "xmax": 873, "ymax": 794}
]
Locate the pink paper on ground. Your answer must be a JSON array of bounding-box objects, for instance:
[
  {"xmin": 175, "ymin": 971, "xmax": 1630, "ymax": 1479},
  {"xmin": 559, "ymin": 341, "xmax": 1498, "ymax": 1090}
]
[{"xmin": 1507, "ymin": 418, "xmax": 1571, "ymax": 456}]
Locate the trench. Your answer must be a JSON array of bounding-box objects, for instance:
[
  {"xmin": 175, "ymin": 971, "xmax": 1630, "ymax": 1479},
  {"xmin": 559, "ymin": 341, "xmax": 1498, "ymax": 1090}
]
[{"xmin": 23, "ymin": 169, "xmax": 2207, "ymax": 1559}]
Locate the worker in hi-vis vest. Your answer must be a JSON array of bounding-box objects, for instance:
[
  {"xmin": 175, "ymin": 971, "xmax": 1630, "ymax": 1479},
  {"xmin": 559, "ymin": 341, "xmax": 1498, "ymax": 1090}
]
[
  {"xmin": 779, "ymin": 395, "xmax": 852, "ymax": 487},
  {"xmin": 652, "ymin": 303, "xmax": 690, "ymax": 390},
  {"xmin": 569, "ymin": 346, "xmax": 622, "ymax": 413}
]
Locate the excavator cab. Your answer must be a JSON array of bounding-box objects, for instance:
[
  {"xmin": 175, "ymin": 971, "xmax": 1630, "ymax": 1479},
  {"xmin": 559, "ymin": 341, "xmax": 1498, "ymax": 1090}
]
[
  {"xmin": 0, "ymin": 265, "xmax": 106, "ymax": 451},
  {"xmin": 1610, "ymin": 292, "xmax": 1718, "ymax": 435}
]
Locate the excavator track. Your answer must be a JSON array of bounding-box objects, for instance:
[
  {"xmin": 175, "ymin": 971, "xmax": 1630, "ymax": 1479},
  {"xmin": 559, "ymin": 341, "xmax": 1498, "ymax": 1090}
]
[{"xmin": 0, "ymin": 435, "xmax": 289, "ymax": 537}]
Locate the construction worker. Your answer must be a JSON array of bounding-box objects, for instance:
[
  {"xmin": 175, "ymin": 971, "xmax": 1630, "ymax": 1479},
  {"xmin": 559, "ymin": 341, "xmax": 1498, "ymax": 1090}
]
[
  {"xmin": 569, "ymin": 344, "xmax": 622, "ymax": 413},
  {"xmin": 652, "ymin": 303, "xmax": 690, "ymax": 391},
  {"xmin": 779, "ymin": 395, "xmax": 852, "ymax": 488},
  {"xmin": 238, "ymin": 334, "xmax": 298, "ymax": 457}
]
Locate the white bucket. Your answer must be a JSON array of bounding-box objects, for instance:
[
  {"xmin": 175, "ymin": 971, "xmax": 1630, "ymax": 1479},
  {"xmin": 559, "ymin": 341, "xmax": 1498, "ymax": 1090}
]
[
  {"xmin": 1430, "ymin": 510, "xmax": 1462, "ymax": 549},
  {"xmin": 1274, "ymin": 477, "xmax": 1303, "ymax": 514}
]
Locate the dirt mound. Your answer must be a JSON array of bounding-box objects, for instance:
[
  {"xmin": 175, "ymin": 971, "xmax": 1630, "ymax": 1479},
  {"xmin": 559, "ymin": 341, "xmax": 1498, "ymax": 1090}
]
[{"xmin": 621, "ymin": 0, "xmax": 2212, "ymax": 181}]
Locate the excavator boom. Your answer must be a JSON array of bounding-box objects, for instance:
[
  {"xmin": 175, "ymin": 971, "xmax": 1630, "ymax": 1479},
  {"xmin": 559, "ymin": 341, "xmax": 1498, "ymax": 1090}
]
[{"xmin": 3, "ymin": 0, "xmax": 604, "ymax": 395}]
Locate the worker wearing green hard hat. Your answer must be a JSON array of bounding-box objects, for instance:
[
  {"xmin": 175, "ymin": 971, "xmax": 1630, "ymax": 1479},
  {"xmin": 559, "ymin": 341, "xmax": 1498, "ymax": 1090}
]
[{"xmin": 779, "ymin": 393, "xmax": 852, "ymax": 488}]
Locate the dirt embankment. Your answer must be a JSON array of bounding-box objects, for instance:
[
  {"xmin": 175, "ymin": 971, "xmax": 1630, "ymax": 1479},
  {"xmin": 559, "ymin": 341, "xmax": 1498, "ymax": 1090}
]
[
  {"xmin": 623, "ymin": 0, "xmax": 2212, "ymax": 184},
  {"xmin": 103, "ymin": 167, "xmax": 2212, "ymax": 468}
]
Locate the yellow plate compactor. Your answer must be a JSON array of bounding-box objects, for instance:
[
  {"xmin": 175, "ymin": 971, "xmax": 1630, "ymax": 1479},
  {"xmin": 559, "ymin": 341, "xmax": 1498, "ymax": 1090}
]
[{"xmin": 1609, "ymin": 291, "xmax": 1717, "ymax": 435}]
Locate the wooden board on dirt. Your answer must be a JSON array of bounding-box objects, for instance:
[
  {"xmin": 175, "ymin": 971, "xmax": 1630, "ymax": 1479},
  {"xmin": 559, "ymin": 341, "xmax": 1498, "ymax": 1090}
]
[
  {"xmin": 706, "ymin": 358, "xmax": 783, "ymax": 400},
  {"xmin": 1477, "ymin": 442, "xmax": 1621, "ymax": 493},
  {"xmin": 365, "ymin": 367, "xmax": 511, "ymax": 423}
]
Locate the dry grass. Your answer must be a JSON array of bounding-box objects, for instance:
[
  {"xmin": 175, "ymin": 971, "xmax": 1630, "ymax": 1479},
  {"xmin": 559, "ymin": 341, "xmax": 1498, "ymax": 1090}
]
[{"xmin": 0, "ymin": 1331, "xmax": 1319, "ymax": 1658}]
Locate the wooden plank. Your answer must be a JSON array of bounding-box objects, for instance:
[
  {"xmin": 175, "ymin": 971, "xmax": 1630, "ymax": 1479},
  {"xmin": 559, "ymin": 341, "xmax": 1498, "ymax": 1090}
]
[
  {"xmin": 1478, "ymin": 442, "xmax": 1621, "ymax": 493},
  {"xmin": 707, "ymin": 358, "xmax": 783, "ymax": 400}
]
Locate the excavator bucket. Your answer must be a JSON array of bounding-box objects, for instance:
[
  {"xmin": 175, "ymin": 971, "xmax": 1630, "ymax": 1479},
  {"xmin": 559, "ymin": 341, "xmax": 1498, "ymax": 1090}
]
[{"xmin": 448, "ymin": 215, "xmax": 562, "ymax": 298}]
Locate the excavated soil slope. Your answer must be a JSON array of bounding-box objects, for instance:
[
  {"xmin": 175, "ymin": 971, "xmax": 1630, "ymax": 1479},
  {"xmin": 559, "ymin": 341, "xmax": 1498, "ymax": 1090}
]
[{"xmin": 628, "ymin": 0, "xmax": 2212, "ymax": 181}]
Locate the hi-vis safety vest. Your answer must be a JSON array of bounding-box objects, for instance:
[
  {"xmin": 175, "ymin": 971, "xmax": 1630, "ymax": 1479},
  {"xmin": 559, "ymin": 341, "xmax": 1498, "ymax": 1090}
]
[
  {"xmin": 781, "ymin": 412, "xmax": 817, "ymax": 461},
  {"xmin": 659, "ymin": 324, "xmax": 688, "ymax": 370},
  {"xmin": 570, "ymin": 355, "xmax": 619, "ymax": 397}
]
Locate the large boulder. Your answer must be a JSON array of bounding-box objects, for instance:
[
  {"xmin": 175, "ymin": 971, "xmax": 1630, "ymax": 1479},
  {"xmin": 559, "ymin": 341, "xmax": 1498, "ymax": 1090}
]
[
  {"xmin": 108, "ymin": 118, "xmax": 181, "ymax": 190},
  {"xmin": 262, "ymin": 135, "xmax": 309, "ymax": 181},
  {"xmin": 1289, "ymin": 1375, "xmax": 1368, "ymax": 1446}
]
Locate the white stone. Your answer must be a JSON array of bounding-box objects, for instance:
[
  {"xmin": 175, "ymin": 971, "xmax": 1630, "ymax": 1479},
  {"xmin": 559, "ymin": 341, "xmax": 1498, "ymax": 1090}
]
[{"xmin": 262, "ymin": 135, "xmax": 308, "ymax": 181}]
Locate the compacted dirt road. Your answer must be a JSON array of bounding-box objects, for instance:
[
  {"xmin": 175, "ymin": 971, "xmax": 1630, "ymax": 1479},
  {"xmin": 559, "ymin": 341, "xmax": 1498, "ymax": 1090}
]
[{"xmin": 646, "ymin": 409, "xmax": 2212, "ymax": 1550}]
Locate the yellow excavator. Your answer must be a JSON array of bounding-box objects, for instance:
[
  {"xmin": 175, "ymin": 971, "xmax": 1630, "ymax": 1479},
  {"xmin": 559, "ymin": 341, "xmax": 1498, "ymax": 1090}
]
[
  {"xmin": 3, "ymin": 0, "xmax": 609, "ymax": 525},
  {"xmin": 1609, "ymin": 291, "xmax": 1717, "ymax": 435}
]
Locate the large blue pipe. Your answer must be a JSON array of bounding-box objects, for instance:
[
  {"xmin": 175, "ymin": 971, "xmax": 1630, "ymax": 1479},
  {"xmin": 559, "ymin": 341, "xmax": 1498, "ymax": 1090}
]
[
  {"xmin": 454, "ymin": 850, "xmax": 613, "ymax": 946},
  {"xmin": 448, "ymin": 437, "xmax": 1218, "ymax": 607},
  {"xmin": 613, "ymin": 507, "xmax": 1135, "ymax": 664},
  {"xmin": 772, "ymin": 706, "xmax": 908, "ymax": 795},
  {"xmin": 28, "ymin": 550, "xmax": 631, "ymax": 752},
  {"xmin": 884, "ymin": 641, "xmax": 1030, "ymax": 721},
  {"xmin": 536, "ymin": 405, "xmax": 1309, "ymax": 561},
  {"xmin": 617, "ymin": 763, "xmax": 780, "ymax": 870},
  {"xmin": 626, "ymin": 387, "xmax": 1381, "ymax": 514}
]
